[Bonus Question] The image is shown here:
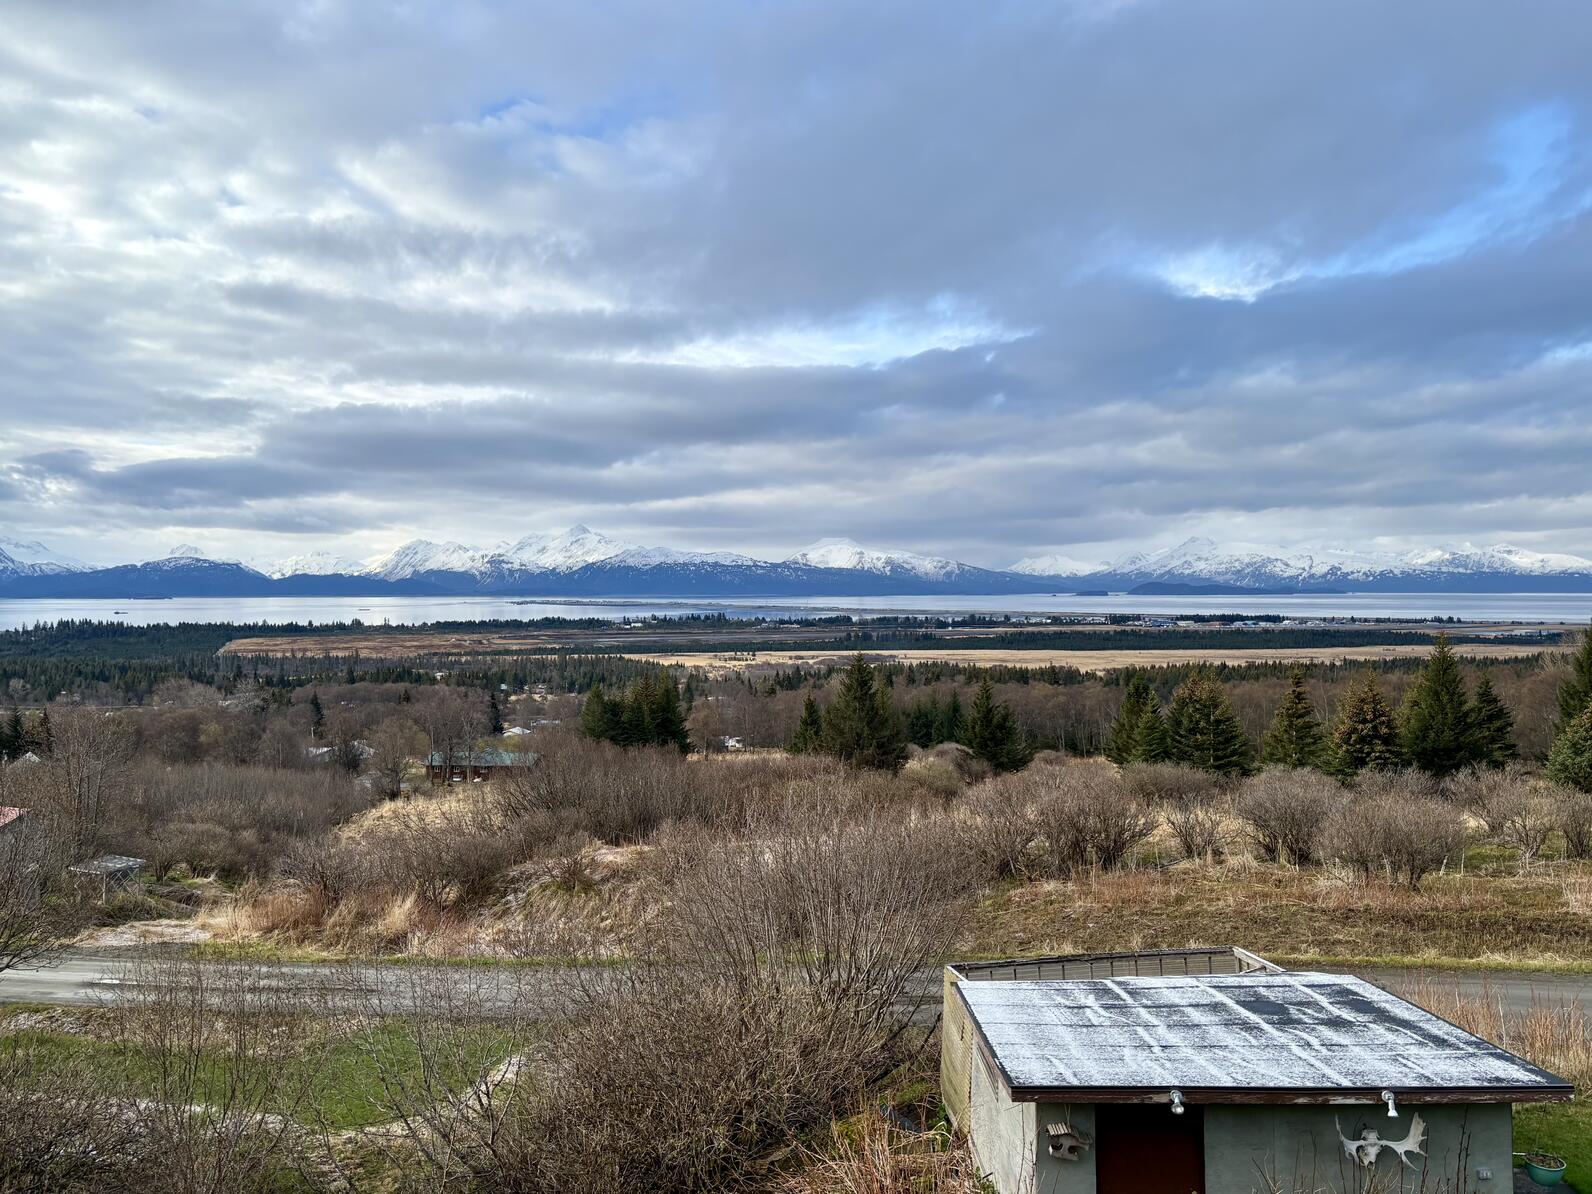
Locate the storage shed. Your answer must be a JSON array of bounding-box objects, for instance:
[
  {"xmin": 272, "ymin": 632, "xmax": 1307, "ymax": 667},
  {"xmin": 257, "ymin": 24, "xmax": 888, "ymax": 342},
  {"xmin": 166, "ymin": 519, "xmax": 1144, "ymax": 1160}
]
[
  {"xmin": 67, "ymin": 854, "xmax": 146, "ymax": 902},
  {"xmin": 942, "ymin": 950, "xmax": 1571, "ymax": 1194}
]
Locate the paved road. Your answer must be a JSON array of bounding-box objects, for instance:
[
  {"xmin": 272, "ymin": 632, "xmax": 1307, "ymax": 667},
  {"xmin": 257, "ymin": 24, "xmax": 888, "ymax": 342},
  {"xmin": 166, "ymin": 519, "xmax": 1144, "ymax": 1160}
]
[
  {"xmin": 3, "ymin": 950, "xmax": 1591, "ymax": 1019},
  {"xmin": 0, "ymin": 950, "xmax": 548, "ymax": 1014}
]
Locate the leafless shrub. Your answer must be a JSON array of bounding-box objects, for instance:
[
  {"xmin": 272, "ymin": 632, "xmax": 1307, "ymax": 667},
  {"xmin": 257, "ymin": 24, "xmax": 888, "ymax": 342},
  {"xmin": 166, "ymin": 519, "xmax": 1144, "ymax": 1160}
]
[
  {"xmin": 1015, "ymin": 766, "xmax": 1155, "ymax": 875},
  {"xmin": 1164, "ymin": 798, "xmax": 1231, "ymax": 862},
  {"xmin": 114, "ymin": 762, "xmax": 377, "ymax": 879},
  {"xmin": 1324, "ymin": 795, "xmax": 1467, "ymax": 888},
  {"xmin": 541, "ymin": 835, "xmax": 599, "ymax": 893},
  {"xmin": 916, "ymin": 741, "xmax": 991, "ymax": 784},
  {"xmin": 1352, "ymin": 767, "xmax": 1440, "ymax": 803},
  {"xmin": 900, "ymin": 755, "xmax": 966, "ymax": 798},
  {"xmin": 958, "ymin": 777, "xmax": 1040, "ymax": 881},
  {"xmin": 28, "ymin": 706, "xmax": 134, "ymax": 858},
  {"xmin": 275, "ymin": 834, "xmax": 373, "ymax": 905},
  {"xmin": 0, "ymin": 804, "xmax": 84, "ymax": 973},
  {"xmin": 1119, "ymin": 762, "xmax": 1226, "ymax": 807},
  {"xmin": 0, "ymin": 1035, "xmax": 145, "ymax": 1191},
  {"xmin": 1445, "ymin": 762, "xmax": 1533, "ymax": 832},
  {"xmin": 358, "ymin": 799, "xmax": 534, "ymax": 909},
  {"xmin": 497, "ymin": 732, "xmax": 862, "ymax": 843},
  {"xmin": 112, "ymin": 955, "xmax": 319, "ymax": 1194},
  {"xmin": 1549, "ymin": 783, "xmax": 1592, "ymax": 860},
  {"xmin": 1496, "ymin": 789, "xmax": 1559, "ymax": 871},
  {"xmin": 360, "ymin": 804, "xmax": 975, "ymax": 1194},
  {"xmin": 1236, "ymin": 768, "xmax": 1341, "ymax": 865}
]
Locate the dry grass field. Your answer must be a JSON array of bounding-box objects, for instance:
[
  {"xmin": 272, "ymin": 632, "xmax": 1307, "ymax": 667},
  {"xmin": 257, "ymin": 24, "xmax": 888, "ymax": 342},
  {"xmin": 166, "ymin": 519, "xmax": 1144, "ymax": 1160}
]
[
  {"xmin": 965, "ymin": 860, "xmax": 1592, "ymax": 968},
  {"xmin": 220, "ymin": 631, "xmax": 1556, "ymax": 672},
  {"xmin": 618, "ymin": 640, "xmax": 1553, "ymax": 674}
]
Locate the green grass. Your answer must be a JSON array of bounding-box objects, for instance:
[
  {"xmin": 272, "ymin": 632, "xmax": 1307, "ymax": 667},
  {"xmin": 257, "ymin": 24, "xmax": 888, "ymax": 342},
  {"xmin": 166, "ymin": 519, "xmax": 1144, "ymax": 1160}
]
[
  {"xmin": 1516, "ymin": 1101, "xmax": 1592, "ymax": 1190},
  {"xmin": 0, "ymin": 1020, "xmax": 515, "ymax": 1129}
]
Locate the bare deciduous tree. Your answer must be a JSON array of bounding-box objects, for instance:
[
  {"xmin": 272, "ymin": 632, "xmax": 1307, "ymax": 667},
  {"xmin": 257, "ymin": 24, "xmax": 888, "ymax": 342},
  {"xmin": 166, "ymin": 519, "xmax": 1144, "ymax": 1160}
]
[
  {"xmin": 0, "ymin": 798, "xmax": 81, "ymax": 973},
  {"xmin": 40, "ymin": 706, "xmax": 133, "ymax": 858}
]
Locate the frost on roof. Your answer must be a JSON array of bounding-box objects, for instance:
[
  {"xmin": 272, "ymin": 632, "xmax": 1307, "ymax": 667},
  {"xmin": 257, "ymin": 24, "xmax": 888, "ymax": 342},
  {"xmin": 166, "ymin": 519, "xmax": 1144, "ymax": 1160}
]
[{"xmin": 958, "ymin": 972, "xmax": 1568, "ymax": 1095}]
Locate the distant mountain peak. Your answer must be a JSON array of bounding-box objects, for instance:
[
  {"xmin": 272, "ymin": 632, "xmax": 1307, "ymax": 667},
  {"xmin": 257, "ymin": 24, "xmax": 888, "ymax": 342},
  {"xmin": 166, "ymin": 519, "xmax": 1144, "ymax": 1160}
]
[
  {"xmin": 256, "ymin": 549, "xmax": 368, "ymax": 580},
  {"xmin": 0, "ymin": 536, "xmax": 89, "ymax": 575},
  {"xmin": 1009, "ymin": 553, "xmax": 1107, "ymax": 577},
  {"xmin": 166, "ymin": 544, "xmax": 207, "ymax": 558},
  {"xmin": 786, "ymin": 537, "xmax": 977, "ymax": 581}
]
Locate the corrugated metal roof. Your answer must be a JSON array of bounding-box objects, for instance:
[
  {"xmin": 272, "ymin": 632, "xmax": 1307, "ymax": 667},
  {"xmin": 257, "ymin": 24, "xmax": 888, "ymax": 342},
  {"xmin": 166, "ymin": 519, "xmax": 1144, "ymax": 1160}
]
[
  {"xmin": 68, "ymin": 854, "xmax": 145, "ymax": 875},
  {"xmin": 958, "ymin": 972, "xmax": 1569, "ymax": 1099},
  {"xmin": 426, "ymin": 749, "xmax": 526, "ymax": 767}
]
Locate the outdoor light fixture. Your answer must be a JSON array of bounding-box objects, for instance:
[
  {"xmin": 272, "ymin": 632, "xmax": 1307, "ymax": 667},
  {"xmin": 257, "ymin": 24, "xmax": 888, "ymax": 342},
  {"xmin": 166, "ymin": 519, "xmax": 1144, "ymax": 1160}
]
[
  {"xmin": 1381, "ymin": 1090, "xmax": 1399, "ymax": 1117},
  {"xmin": 1169, "ymin": 1089, "xmax": 1185, "ymax": 1115}
]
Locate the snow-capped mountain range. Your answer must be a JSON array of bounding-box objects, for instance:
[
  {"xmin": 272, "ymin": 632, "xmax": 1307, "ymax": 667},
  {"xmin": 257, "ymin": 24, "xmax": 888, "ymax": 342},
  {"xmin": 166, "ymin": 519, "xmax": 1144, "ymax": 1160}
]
[
  {"xmin": 1010, "ymin": 536, "xmax": 1592, "ymax": 590},
  {"xmin": 4, "ymin": 530, "xmax": 1592, "ymax": 597},
  {"xmin": 0, "ymin": 536, "xmax": 88, "ymax": 576}
]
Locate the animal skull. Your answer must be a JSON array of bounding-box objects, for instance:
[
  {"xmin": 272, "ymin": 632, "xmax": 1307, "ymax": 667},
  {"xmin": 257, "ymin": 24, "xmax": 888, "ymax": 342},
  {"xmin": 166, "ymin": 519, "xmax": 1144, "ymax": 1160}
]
[{"xmin": 1336, "ymin": 1112, "xmax": 1427, "ymax": 1168}]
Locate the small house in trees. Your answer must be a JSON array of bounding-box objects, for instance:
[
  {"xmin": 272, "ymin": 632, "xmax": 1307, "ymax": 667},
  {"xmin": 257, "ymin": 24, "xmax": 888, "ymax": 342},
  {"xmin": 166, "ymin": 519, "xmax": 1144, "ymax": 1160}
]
[
  {"xmin": 942, "ymin": 948, "xmax": 1569, "ymax": 1194},
  {"xmin": 426, "ymin": 748, "xmax": 532, "ymax": 784},
  {"xmin": 0, "ymin": 806, "xmax": 27, "ymax": 837}
]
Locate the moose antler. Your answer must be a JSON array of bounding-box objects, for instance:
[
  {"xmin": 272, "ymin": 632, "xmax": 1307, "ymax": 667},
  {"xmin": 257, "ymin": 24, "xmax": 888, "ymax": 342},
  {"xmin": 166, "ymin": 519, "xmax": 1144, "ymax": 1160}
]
[{"xmin": 1336, "ymin": 1113, "xmax": 1427, "ymax": 1168}]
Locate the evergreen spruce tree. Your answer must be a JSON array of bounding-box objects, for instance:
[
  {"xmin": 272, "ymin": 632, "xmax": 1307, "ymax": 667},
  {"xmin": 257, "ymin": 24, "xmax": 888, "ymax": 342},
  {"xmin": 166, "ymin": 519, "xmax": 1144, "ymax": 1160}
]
[
  {"xmin": 1399, "ymin": 634, "xmax": 1477, "ymax": 776},
  {"xmin": 1469, "ymin": 674, "xmax": 1518, "ymax": 767},
  {"xmin": 488, "ymin": 692, "xmax": 505, "ymax": 734},
  {"xmin": 398, "ymin": 687, "xmax": 412, "ymax": 704},
  {"xmin": 650, "ymin": 673, "xmax": 691, "ymax": 753},
  {"xmin": 937, "ymin": 690, "xmax": 965, "ymax": 745},
  {"xmin": 0, "ymin": 706, "xmax": 16, "ymax": 761},
  {"xmin": 790, "ymin": 693, "xmax": 825, "ymax": 754},
  {"xmin": 1104, "ymin": 677, "xmax": 1155, "ymax": 765},
  {"xmin": 821, "ymin": 654, "xmax": 908, "ymax": 771},
  {"xmin": 1329, "ymin": 671, "xmax": 1404, "ymax": 775},
  {"xmin": 308, "ymin": 691, "xmax": 325, "ymax": 740},
  {"xmin": 580, "ymin": 683, "xmax": 616, "ymax": 741},
  {"xmin": 1132, "ymin": 699, "xmax": 1171, "ymax": 763},
  {"xmin": 1261, "ymin": 666, "xmax": 1326, "ymax": 768},
  {"xmin": 906, "ymin": 696, "xmax": 940, "ymax": 747},
  {"xmin": 1558, "ymin": 625, "xmax": 1592, "ymax": 728},
  {"xmin": 1547, "ymin": 706, "xmax": 1592, "ymax": 793},
  {"xmin": 618, "ymin": 674, "xmax": 655, "ymax": 747},
  {"xmin": 964, "ymin": 677, "xmax": 1034, "ymax": 773},
  {"xmin": 1166, "ymin": 673, "xmax": 1252, "ymax": 775}
]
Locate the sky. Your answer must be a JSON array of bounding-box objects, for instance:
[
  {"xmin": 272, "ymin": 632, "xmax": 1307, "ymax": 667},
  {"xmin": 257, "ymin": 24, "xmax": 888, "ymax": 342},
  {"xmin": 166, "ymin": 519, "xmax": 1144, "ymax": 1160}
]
[{"xmin": 3, "ymin": 0, "xmax": 1592, "ymax": 570}]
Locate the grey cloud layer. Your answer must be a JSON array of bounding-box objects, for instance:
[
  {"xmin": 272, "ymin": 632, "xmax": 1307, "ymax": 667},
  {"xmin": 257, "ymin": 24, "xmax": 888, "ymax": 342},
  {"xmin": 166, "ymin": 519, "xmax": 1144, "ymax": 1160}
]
[{"xmin": 1, "ymin": 0, "xmax": 1591, "ymax": 564}]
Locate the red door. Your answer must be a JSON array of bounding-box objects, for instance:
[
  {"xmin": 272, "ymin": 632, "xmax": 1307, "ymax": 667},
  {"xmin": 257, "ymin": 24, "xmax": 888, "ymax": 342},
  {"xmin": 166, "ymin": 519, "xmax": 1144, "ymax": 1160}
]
[{"xmin": 1094, "ymin": 1103, "xmax": 1205, "ymax": 1194}]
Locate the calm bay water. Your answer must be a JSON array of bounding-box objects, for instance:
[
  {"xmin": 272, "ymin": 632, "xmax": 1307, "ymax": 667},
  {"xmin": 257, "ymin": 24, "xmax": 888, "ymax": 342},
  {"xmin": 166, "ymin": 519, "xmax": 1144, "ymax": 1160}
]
[{"xmin": 0, "ymin": 591, "xmax": 1590, "ymax": 633}]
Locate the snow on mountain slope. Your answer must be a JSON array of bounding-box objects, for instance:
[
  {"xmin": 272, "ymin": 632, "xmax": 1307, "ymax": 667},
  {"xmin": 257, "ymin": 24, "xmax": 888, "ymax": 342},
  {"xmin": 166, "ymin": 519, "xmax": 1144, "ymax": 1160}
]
[
  {"xmin": 1397, "ymin": 543, "xmax": 1592, "ymax": 576},
  {"xmin": 1100, "ymin": 537, "xmax": 1592, "ymax": 585},
  {"xmin": 1009, "ymin": 554, "xmax": 1107, "ymax": 577},
  {"xmin": 258, "ymin": 550, "xmax": 368, "ymax": 579},
  {"xmin": 498, "ymin": 525, "xmax": 629, "ymax": 571},
  {"xmin": 603, "ymin": 545, "xmax": 762, "ymax": 568},
  {"xmin": 785, "ymin": 537, "xmax": 979, "ymax": 580},
  {"xmin": 363, "ymin": 539, "xmax": 483, "ymax": 580},
  {"xmin": 0, "ymin": 537, "xmax": 89, "ymax": 573}
]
